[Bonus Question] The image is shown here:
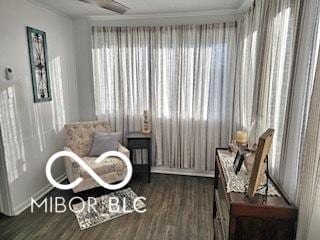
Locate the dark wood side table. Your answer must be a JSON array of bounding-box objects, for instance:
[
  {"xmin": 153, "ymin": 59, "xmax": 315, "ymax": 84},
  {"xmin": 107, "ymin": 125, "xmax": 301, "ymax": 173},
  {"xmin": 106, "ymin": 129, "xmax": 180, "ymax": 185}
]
[{"xmin": 126, "ymin": 132, "xmax": 151, "ymax": 183}]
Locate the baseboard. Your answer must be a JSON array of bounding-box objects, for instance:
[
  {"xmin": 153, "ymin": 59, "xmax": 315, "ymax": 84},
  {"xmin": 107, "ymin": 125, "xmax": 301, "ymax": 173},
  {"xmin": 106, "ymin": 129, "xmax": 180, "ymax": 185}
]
[
  {"xmin": 151, "ymin": 166, "xmax": 214, "ymax": 178},
  {"xmin": 13, "ymin": 174, "xmax": 67, "ymax": 216}
]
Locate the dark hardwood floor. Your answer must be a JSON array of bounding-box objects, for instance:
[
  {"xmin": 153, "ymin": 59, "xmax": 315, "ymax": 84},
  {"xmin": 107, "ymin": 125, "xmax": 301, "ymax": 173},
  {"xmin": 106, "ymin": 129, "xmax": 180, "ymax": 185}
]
[{"xmin": 0, "ymin": 174, "xmax": 214, "ymax": 240}]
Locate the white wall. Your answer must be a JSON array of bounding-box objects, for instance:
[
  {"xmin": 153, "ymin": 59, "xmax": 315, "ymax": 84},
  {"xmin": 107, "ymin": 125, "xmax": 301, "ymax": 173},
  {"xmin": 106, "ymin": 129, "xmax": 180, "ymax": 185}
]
[
  {"xmin": 73, "ymin": 18, "xmax": 96, "ymax": 121},
  {"xmin": 0, "ymin": 0, "xmax": 79, "ymax": 215},
  {"xmin": 73, "ymin": 12, "xmax": 241, "ymax": 121}
]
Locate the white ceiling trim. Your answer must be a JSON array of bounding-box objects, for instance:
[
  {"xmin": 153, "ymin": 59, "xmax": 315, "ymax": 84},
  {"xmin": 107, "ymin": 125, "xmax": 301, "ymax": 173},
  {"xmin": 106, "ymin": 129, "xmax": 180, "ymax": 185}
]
[
  {"xmin": 27, "ymin": 0, "xmax": 72, "ymax": 19},
  {"xmin": 28, "ymin": 0, "xmax": 254, "ymax": 21},
  {"xmin": 239, "ymin": 0, "xmax": 254, "ymax": 11},
  {"xmin": 88, "ymin": 9, "xmax": 242, "ymax": 21}
]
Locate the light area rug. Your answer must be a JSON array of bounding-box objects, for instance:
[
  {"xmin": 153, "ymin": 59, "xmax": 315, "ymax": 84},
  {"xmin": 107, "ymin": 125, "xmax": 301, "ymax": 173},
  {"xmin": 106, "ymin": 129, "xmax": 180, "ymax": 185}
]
[{"xmin": 72, "ymin": 188, "xmax": 146, "ymax": 230}]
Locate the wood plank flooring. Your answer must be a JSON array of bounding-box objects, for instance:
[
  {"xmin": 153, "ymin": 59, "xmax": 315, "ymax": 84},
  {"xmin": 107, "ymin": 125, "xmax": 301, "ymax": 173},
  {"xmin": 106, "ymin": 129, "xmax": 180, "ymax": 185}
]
[{"xmin": 0, "ymin": 174, "xmax": 214, "ymax": 240}]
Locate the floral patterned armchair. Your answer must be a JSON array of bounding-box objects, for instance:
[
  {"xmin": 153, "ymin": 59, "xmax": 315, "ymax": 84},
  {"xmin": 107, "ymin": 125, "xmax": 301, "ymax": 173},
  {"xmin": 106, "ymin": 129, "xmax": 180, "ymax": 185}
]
[{"xmin": 64, "ymin": 121, "xmax": 129, "ymax": 193}]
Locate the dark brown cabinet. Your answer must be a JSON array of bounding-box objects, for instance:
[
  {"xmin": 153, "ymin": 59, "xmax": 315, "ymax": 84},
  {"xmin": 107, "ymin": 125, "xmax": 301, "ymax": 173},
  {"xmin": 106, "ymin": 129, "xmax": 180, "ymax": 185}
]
[{"xmin": 214, "ymin": 148, "xmax": 298, "ymax": 240}]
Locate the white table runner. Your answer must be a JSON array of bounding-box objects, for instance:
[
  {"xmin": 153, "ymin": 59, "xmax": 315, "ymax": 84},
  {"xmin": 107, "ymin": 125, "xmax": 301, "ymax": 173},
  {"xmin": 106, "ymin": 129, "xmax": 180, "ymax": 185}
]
[{"xmin": 217, "ymin": 149, "xmax": 280, "ymax": 196}]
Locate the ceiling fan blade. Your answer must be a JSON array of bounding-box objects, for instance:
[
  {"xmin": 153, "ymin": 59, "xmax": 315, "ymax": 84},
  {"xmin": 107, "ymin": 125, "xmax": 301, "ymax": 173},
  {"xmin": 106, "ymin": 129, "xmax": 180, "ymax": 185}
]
[{"xmin": 79, "ymin": 0, "xmax": 130, "ymax": 14}]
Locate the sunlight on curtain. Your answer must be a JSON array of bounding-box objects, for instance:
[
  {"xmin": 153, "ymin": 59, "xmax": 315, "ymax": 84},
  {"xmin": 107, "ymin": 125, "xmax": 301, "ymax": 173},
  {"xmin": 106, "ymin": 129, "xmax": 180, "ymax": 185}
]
[
  {"xmin": 294, "ymin": 0, "xmax": 320, "ymax": 238},
  {"xmin": 235, "ymin": 0, "xmax": 299, "ymax": 196},
  {"xmin": 234, "ymin": 2, "xmax": 262, "ymax": 135},
  {"xmin": 92, "ymin": 26, "xmax": 150, "ymax": 136},
  {"xmin": 258, "ymin": 1, "xmax": 296, "ymax": 179},
  {"xmin": 296, "ymin": 51, "xmax": 320, "ymax": 240},
  {"xmin": 92, "ymin": 26, "xmax": 150, "ymax": 164},
  {"xmin": 151, "ymin": 23, "xmax": 236, "ymax": 170},
  {"xmin": 92, "ymin": 24, "xmax": 236, "ymax": 170}
]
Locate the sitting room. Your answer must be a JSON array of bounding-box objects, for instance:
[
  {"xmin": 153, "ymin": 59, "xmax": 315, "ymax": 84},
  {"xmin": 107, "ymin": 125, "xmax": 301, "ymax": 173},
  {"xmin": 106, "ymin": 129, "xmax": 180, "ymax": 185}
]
[{"xmin": 0, "ymin": 0, "xmax": 320, "ymax": 239}]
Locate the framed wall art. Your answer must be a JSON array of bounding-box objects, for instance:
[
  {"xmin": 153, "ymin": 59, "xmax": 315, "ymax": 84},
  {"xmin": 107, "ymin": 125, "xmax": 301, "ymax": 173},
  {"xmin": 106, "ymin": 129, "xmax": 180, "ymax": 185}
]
[{"xmin": 26, "ymin": 27, "xmax": 51, "ymax": 102}]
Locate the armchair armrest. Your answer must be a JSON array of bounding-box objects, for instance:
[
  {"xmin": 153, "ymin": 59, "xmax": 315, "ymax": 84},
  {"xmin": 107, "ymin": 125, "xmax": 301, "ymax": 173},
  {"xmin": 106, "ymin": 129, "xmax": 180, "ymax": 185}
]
[
  {"xmin": 118, "ymin": 144, "xmax": 130, "ymax": 159},
  {"xmin": 63, "ymin": 147, "xmax": 80, "ymax": 181}
]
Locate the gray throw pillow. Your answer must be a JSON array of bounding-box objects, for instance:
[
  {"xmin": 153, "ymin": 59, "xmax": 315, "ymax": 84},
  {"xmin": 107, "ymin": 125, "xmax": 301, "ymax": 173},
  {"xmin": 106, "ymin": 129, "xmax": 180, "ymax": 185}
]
[{"xmin": 89, "ymin": 131, "xmax": 122, "ymax": 157}]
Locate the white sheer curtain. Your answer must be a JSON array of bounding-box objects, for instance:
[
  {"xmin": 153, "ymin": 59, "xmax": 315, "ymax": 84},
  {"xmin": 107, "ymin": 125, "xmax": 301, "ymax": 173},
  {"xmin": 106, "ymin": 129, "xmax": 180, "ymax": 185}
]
[
  {"xmin": 233, "ymin": 1, "xmax": 263, "ymax": 136},
  {"xmin": 293, "ymin": 0, "xmax": 320, "ymax": 238},
  {"xmin": 256, "ymin": 0, "xmax": 298, "ymax": 183},
  {"xmin": 234, "ymin": 0, "xmax": 299, "ymax": 197},
  {"xmin": 282, "ymin": 0, "xmax": 320, "ymax": 201},
  {"xmin": 296, "ymin": 51, "xmax": 320, "ymax": 240},
  {"xmin": 92, "ymin": 26, "xmax": 150, "ymax": 138},
  {"xmin": 236, "ymin": 0, "xmax": 320, "ymax": 237},
  {"xmin": 92, "ymin": 27, "xmax": 150, "ymax": 163},
  {"xmin": 151, "ymin": 23, "xmax": 236, "ymax": 170},
  {"xmin": 92, "ymin": 23, "xmax": 236, "ymax": 171}
]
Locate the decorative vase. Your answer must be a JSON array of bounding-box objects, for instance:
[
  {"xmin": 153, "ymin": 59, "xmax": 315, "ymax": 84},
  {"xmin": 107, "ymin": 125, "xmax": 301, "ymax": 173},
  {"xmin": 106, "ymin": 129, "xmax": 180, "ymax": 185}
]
[{"xmin": 142, "ymin": 110, "xmax": 151, "ymax": 135}]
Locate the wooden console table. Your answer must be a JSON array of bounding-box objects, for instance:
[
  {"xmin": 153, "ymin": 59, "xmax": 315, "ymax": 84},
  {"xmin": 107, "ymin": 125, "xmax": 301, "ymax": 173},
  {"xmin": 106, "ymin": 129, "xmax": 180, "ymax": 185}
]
[
  {"xmin": 214, "ymin": 148, "xmax": 297, "ymax": 240},
  {"xmin": 126, "ymin": 132, "xmax": 151, "ymax": 183}
]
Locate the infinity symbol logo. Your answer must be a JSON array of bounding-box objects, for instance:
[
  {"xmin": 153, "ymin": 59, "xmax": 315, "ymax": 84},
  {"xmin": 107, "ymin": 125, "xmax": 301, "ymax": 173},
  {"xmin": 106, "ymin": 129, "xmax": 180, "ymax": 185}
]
[{"xmin": 46, "ymin": 151, "xmax": 133, "ymax": 191}]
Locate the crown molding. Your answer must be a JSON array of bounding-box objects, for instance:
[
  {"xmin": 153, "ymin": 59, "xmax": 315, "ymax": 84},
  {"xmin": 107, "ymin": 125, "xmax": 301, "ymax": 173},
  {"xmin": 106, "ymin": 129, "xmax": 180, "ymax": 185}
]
[
  {"xmin": 26, "ymin": 0, "xmax": 72, "ymax": 19},
  {"xmin": 239, "ymin": 0, "xmax": 254, "ymax": 12},
  {"xmin": 28, "ymin": 0, "xmax": 255, "ymax": 21},
  {"xmin": 87, "ymin": 9, "xmax": 242, "ymax": 21}
]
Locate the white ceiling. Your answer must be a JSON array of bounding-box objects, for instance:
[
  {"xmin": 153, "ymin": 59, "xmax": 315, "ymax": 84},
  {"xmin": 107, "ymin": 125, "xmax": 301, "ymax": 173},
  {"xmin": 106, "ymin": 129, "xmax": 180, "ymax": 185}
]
[{"xmin": 32, "ymin": 0, "xmax": 247, "ymax": 17}]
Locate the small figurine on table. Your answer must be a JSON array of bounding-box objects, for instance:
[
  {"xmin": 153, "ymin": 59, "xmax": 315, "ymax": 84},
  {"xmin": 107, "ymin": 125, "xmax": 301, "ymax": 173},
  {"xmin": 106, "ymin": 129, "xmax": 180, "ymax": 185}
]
[{"xmin": 142, "ymin": 110, "xmax": 151, "ymax": 135}]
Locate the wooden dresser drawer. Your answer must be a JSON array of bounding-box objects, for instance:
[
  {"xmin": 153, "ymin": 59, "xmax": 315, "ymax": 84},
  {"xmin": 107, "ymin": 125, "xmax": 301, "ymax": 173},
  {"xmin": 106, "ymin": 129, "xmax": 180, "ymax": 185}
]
[
  {"xmin": 213, "ymin": 148, "xmax": 298, "ymax": 240},
  {"xmin": 215, "ymin": 190, "xmax": 228, "ymax": 240}
]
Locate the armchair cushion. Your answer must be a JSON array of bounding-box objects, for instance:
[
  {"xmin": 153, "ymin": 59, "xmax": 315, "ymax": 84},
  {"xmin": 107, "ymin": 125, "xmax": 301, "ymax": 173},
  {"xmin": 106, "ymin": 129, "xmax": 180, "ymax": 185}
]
[
  {"xmin": 63, "ymin": 144, "xmax": 130, "ymax": 182},
  {"xmin": 79, "ymin": 156, "xmax": 126, "ymax": 179},
  {"xmin": 89, "ymin": 131, "xmax": 121, "ymax": 156},
  {"xmin": 65, "ymin": 121, "xmax": 112, "ymax": 157}
]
